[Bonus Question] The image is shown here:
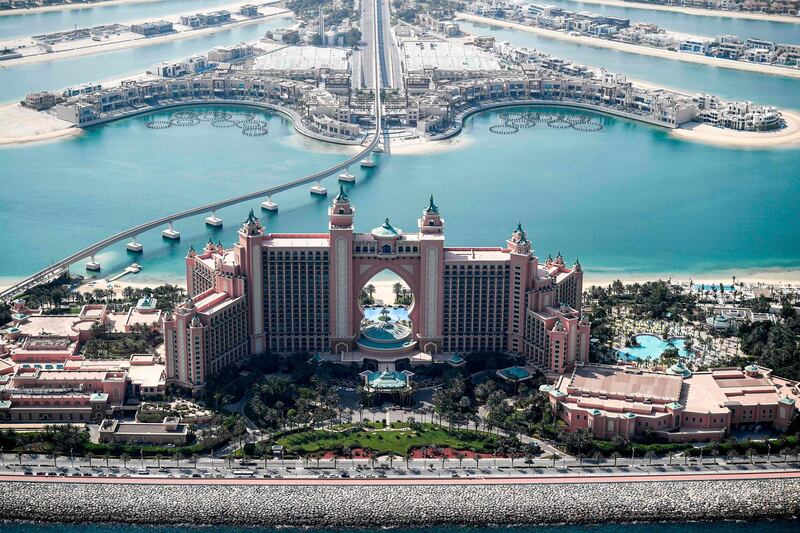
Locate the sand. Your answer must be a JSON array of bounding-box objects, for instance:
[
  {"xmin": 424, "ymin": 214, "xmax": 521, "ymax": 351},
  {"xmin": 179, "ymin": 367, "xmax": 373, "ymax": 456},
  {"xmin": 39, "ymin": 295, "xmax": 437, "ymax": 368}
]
[
  {"xmin": 672, "ymin": 108, "xmax": 800, "ymax": 148},
  {"xmin": 585, "ymin": 268, "xmax": 800, "ymax": 287},
  {"xmin": 0, "ymin": 6, "xmax": 291, "ymax": 67},
  {"xmin": 556, "ymin": 0, "xmax": 800, "ymax": 24},
  {"xmin": 388, "ymin": 134, "xmax": 472, "ymax": 155},
  {"xmin": 455, "ymin": 13, "xmax": 800, "ymax": 80},
  {"xmin": 0, "ymin": 0, "xmax": 162, "ymax": 17},
  {"xmin": 0, "ymin": 103, "xmax": 80, "ymax": 146}
]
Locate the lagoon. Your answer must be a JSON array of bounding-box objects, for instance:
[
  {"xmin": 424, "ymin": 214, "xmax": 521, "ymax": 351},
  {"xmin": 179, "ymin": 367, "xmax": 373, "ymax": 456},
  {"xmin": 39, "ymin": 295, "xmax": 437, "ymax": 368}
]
[{"xmin": 2, "ymin": 104, "xmax": 799, "ymax": 287}]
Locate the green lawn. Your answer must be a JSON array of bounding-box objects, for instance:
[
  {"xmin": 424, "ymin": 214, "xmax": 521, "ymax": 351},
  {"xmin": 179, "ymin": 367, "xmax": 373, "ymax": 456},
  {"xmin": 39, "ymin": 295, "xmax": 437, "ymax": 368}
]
[{"xmin": 277, "ymin": 423, "xmax": 501, "ymax": 455}]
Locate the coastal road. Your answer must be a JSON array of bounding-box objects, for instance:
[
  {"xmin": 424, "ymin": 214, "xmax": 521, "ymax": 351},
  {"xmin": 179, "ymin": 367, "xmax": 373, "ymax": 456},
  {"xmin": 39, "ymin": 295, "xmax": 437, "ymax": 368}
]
[{"xmin": 2, "ymin": 468, "xmax": 800, "ymax": 485}]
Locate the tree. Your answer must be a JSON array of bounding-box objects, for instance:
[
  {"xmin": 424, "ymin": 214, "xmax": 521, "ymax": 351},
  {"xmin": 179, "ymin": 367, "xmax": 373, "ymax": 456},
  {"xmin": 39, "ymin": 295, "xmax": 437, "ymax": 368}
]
[
  {"xmin": 610, "ymin": 451, "xmax": 621, "ymax": 467},
  {"xmin": 644, "ymin": 450, "xmax": 656, "ymax": 466},
  {"xmin": 120, "ymin": 453, "xmax": 131, "ymax": 469}
]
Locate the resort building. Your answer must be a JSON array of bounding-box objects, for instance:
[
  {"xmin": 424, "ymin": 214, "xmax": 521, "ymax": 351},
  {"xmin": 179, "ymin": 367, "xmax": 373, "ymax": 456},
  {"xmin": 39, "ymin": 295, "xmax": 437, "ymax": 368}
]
[
  {"xmin": 163, "ymin": 240, "xmax": 249, "ymax": 394},
  {"xmin": 544, "ymin": 364, "xmax": 799, "ymax": 442},
  {"xmin": 164, "ymin": 192, "xmax": 588, "ymax": 391}
]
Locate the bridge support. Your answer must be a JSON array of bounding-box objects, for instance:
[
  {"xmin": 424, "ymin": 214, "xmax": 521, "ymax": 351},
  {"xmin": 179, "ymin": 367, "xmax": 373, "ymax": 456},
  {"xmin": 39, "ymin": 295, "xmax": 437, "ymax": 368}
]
[
  {"xmin": 338, "ymin": 166, "xmax": 355, "ymax": 182},
  {"xmin": 85, "ymin": 255, "xmax": 101, "ymax": 272},
  {"xmin": 126, "ymin": 236, "xmax": 143, "ymax": 253},
  {"xmin": 372, "ymin": 142, "xmax": 384, "ymax": 154},
  {"xmin": 162, "ymin": 221, "xmax": 180, "ymax": 240},
  {"xmin": 261, "ymin": 196, "xmax": 278, "ymax": 211},
  {"xmin": 309, "ymin": 181, "xmax": 327, "ymax": 196},
  {"xmin": 360, "ymin": 154, "xmax": 376, "ymax": 168},
  {"xmin": 205, "ymin": 210, "xmax": 223, "ymax": 227}
]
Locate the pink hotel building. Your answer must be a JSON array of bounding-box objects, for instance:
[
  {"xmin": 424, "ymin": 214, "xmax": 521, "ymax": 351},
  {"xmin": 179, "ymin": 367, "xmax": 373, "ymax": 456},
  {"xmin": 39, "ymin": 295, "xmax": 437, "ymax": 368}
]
[{"xmin": 162, "ymin": 191, "xmax": 589, "ymax": 393}]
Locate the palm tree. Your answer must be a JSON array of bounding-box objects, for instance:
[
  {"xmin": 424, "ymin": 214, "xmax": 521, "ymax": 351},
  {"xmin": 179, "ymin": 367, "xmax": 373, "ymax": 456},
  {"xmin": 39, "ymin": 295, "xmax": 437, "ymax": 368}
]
[
  {"xmin": 644, "ymin": 450, "xmax": 655, "ymax": 466},
  {"xmin": 747, "ymin": 447, "xmax": 755, "ymax": 464},
  {"xmin": 16, "ymin": 452, "xmax": 23, "ymax": 467},
  {"xmin": 51, "ymin": 452, "xmax": 58, "ymax": 467},
  {"xmin": 156, "ymin": 454, "xmax": 163, "ymax": 468},
  {"xmin": 550, "ymin": 453, "xmax": 560, "ymax": 468},
  {"xmin": 173, "ymin": 452, "xmax": 181, "ymax": 468},
  {"xmin": 456, "ymin": 452, "xmax": 465, "ymax": 468},
  {"xmin": 191, "ymin": 454, "xmax": 198, "ymax": 468},
  {"xmin": 104, "ymin": 452, "xmax": 110, "ymax": 468},
  {"xmin": 120, "ymin": 453, "xmax": 131, "ymax": 470},
  {"xmin": 405, "ymin": 452, "xmax": 412, "ymax": 469},
  {"xmin": 610, "ymin": 451, "xmax": 621, "ymax": 467},
  {"xmin": 593, "ymin": 452, "xmax": 604, "ymax": 466}
]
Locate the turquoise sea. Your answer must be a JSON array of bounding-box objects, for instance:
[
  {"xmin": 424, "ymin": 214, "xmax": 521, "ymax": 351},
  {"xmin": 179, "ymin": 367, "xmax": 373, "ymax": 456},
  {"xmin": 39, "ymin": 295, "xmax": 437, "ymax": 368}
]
[
  {"xmin": 0, "ymin": 2, "xmax": 799, "ymax": 287},
  {"xmin": 0, "ymin": 0, "xmax": 235, "ymax": 39},
  {"xmin": 0, "ymin": 520, "xmax": 798, "ymax": 532},
  {"xmin": 2, "ymin": 102, "xmax": 800, "ymax": 285}
]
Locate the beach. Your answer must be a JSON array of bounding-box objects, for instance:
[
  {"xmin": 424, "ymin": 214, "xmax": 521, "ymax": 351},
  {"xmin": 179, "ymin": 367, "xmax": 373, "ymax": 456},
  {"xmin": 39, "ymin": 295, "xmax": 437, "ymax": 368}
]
[
  {"xmin": 672, "ymin": 108, "xmax": 800, "ymax": 148},
  {"xmin": 455, "ymin": 13, "xmax": 800, "ymax": 80},
  {"xmin": 554, "ymin": 0, "xmax": 800, "ymax": 24},
  {"xmin": 388, "ymin": 134, "xmax": 472, "ymax": 155},
  {"xmin": 0, "ymin": 0, "xmax": 163, "ymax": 17},
  {"xmin": 584, "ymin": 267, "xmax": 800, "ymax": 287},
  {"xmin": 0, "ymin": 6, "xmax": 291, "ymax": 67},
  {"xmin": 0, "ymin": 103, "xmax": 80, "ymax": 146}
]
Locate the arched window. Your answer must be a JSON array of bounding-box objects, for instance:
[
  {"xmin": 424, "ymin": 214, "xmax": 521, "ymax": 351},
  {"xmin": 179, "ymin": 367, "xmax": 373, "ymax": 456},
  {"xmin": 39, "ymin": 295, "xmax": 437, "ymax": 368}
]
[{"xmin": 381, "ymin": 244, "xmax": 391, "ymax": 254}]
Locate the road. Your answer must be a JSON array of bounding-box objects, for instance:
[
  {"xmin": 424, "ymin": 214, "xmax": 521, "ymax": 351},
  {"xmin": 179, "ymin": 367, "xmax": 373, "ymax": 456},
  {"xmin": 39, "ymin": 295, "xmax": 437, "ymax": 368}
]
[
  {"xmin": 359, "ymin": 0, "xmax": 400, "ymax": 89},
  {"xmin": 1, "ymin": 455, "xmax": 799, "ymax": 484}
]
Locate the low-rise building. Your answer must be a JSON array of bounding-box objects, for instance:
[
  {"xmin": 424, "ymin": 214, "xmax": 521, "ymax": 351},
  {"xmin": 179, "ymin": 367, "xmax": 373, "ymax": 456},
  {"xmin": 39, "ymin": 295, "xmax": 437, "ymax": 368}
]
[
  {"xmin": 545, "ymin": 364, "xmax": 798, "ymax": 442},
  {"xmin": 24, "ymin": 91, "xmax": 56, "ymax": 110},
  {"xmin": 130, "ymin": 20, "xmax": 173, "ymax": 37},
  {"xmin": 98, "ymin": 416, "xmax": 188, "ymax": 445}
]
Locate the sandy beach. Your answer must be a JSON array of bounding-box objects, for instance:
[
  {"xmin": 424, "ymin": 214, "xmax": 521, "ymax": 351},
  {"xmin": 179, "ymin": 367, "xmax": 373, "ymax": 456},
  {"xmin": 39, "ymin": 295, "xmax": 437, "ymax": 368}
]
[
  {"xmin": 672, "ymin": 108, "xmax": 800, "ymax": 148},
  {"xmin": 0, "ymin": 0, "xmax": 162, "ymax": 17},
  {"xmin": 559, "ymin": 0, "xmax": 800, "ymax": 24},
  {"xmin": 0, "ymin": 103, "xmax": 80, "ymax": 146},
  {"xmin": 585, "ymin": 268, "xmax": 800, "ymax": 287},
  {"xmin": 0, "ymin": 6, "xmax": 291, "ymax": 67},
  {"xmin": 388, "ymin": 134, "xmax": 472, "ymax": 155},
  {"xmin": 455, "ymin": 13, "xmax": 800, "ymax": 80}
]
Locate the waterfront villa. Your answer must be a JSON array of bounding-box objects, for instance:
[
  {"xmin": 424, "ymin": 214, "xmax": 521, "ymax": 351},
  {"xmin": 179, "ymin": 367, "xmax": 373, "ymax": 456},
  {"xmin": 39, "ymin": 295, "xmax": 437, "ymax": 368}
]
[
  {"xmin": 543, "ymin": 364, "xmax": 799, "ymax": 442},
  {"xmin": 162, "ymin": 192, "xmax": 589, "ymax": 394}
]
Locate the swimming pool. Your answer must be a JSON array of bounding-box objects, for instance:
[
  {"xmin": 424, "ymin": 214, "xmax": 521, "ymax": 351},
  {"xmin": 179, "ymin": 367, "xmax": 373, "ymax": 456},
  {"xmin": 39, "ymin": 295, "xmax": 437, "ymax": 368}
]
[
  {"xmin": 362, "ymin": 306, "xmax": 410, "ymax": 322},
  {"xmin": 617, "ymin": 334, "xmax": 693, "ymax": 362}
]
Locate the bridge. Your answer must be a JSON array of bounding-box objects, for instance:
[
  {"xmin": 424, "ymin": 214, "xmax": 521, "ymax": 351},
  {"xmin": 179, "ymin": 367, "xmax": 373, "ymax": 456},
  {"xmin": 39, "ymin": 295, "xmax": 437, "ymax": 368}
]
[{"xmin": 0, "ymin": 0, "xmax": 386, "ymax": 301}]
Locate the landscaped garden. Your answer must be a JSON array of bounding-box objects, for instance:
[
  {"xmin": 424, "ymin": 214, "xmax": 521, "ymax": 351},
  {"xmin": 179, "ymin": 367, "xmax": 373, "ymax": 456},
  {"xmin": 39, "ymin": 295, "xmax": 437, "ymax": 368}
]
[{"xmin": 276, "ymin": 422, "xmax": 507, "ymax": 456}]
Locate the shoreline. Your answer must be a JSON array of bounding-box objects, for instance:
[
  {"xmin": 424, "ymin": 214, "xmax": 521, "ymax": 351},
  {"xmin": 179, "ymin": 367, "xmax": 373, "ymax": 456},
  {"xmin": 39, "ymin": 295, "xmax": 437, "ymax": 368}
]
[
  {"xmin": 672, "ymin": 108, "xmax": 800, "ymax": 148},
  {"xmin": 0, "ymin": 7, "xmax": 291, "ymax": 67},
  {"xmin": 455, "ymin": 13, "xmax": 800, "ymax": 80},
  {"xmin": 0, "ymin": 475, "xmax": 797, "ymax": 526},
  {"xmin": 0, "ymin": 103, "xmax": 80, "ymax": 146},
  {"xmin": 553, "ymin": 0, "xmax": 800, "ymax": 24},
  {"xmin": 4, "ymin": 264, "xmax": 800, "ymax": 296},
  {"xmin": 0, "ymin": 0, "xmax": 162, "ymax": 17}
]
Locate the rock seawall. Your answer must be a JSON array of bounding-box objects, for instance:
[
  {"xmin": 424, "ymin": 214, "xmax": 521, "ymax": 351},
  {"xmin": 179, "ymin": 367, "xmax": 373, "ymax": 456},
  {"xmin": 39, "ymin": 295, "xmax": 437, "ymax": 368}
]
[{"xmin": 1, "ymin": 478, "xmax": 799, "ymax": 526}]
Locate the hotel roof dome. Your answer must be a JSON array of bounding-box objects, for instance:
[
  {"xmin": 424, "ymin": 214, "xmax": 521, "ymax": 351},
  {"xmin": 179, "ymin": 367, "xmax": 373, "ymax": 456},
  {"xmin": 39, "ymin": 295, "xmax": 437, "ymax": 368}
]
[{"xmin": 371, "ymin": 218, "xmax": 402, "ymax": 239}]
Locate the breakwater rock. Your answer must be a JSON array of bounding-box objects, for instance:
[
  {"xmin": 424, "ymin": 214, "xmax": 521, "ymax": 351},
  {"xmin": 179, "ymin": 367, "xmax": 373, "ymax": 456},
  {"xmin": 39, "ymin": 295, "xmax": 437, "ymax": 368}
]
[{"xmin": 1, "ymin": 478, "xmax": 799, "ymax": 526}]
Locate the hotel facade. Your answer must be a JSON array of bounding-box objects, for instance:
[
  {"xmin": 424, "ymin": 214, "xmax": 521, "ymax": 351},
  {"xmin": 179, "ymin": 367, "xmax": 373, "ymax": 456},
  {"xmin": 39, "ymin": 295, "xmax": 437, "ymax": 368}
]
[{"xmin": 163, "ymin": 191, "xmax": 589, "ymax": 393}]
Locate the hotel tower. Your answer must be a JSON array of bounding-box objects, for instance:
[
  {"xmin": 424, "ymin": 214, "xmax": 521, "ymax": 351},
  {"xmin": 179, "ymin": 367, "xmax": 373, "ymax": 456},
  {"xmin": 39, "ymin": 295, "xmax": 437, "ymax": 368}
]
[{"xmin": 163, "ymin": 189, "xmax": 589, "ymax": 393}]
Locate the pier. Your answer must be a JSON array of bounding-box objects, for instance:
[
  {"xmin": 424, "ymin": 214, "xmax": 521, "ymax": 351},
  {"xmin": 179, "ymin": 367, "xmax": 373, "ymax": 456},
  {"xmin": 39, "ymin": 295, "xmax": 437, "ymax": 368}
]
[{"xmin": 0, "ymin": 0, "xmax": 385, "ymax": 302}]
